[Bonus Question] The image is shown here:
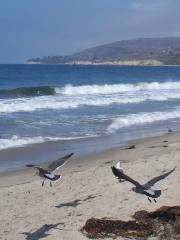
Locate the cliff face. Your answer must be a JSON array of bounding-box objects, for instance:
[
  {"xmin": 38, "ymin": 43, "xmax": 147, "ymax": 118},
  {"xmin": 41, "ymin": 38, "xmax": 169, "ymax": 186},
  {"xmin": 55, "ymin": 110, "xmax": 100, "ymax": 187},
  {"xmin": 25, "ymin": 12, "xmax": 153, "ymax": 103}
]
[{"xmin": 27, "ymin": 37, "xmax": 180, "ymax": 65}]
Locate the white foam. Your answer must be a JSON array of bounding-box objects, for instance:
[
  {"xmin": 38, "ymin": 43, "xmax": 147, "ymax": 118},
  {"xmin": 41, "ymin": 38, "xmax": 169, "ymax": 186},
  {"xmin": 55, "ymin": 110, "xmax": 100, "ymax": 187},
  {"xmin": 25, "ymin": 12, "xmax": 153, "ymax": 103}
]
[
  {"xmin": 0, "ymin": 136, "xmax": 48, "ymax": 150},
  {"xmin": 55, "ymin": 81, "xmax": 180, "ymax": 95},
  {"xmin": 0, "ymin": 135, "xmax": 96, "ymax": 150},
  {"xmin": 1, "ymin": 81, "xmax": 180, "ymax": 113},
  {"xmin": 0, "ymin": 89, "xmax": 180, "ymax": 113},
  {"xmin": 107, "ymin": 108, "xmax": 180, "ymax": 132}
]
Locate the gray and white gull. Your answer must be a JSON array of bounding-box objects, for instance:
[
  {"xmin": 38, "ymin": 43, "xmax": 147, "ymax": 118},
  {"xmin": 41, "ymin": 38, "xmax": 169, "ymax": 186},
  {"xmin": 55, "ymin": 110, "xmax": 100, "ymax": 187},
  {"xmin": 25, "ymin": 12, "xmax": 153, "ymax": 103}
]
[
  {"xmin": 111, "ymin": 164, "xmax": 175, "ymax": 202},
  {"xmin": 26, "ymin": 152, "xmax": 74, "ymax": 186}
]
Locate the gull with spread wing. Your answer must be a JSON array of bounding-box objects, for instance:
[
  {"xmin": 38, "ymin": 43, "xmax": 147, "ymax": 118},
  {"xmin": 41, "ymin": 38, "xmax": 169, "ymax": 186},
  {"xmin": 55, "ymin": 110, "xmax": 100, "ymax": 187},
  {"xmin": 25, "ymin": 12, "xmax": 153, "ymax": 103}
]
[
  {"xmin": 26, "ymin": 152, "xmax": 74, "ymax": 186},
  {"xmin": 111, "ymin": 165, "xmax": 175, "ymax": 202}
]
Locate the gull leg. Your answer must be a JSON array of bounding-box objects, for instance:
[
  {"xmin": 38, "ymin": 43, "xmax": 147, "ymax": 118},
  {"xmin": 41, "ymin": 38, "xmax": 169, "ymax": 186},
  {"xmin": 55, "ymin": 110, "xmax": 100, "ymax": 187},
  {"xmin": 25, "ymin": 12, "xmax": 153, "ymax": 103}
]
[
  {"xmin": 154, "ymin": 198, "xmax": 157, "ymax": 203},
  {"xmin": 148, "ymin": 197, "xmax": 152, "ymax": 203},
  {"xmin": 50, "ymin": 181, "xmax": 52, "ymax": 187},
  {"xmin": 42, "ymin": 178, "xmax": 45, "ymax": 187}
]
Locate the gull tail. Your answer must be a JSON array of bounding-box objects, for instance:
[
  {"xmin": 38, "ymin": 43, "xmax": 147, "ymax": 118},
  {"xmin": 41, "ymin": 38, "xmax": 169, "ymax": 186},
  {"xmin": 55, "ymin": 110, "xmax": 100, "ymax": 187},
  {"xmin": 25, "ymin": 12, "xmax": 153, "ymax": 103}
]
[{"xmin": 154, "ymin": 190, "xmax": 161, "ymax": 198}]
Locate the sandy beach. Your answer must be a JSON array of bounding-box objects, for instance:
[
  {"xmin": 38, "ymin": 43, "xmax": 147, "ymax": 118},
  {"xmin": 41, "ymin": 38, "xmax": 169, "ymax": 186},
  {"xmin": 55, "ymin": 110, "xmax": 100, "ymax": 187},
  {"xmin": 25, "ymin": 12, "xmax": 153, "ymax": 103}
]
[{"xmin": 0, "ymin": 132, "xmax": 179, "ymax": 240}]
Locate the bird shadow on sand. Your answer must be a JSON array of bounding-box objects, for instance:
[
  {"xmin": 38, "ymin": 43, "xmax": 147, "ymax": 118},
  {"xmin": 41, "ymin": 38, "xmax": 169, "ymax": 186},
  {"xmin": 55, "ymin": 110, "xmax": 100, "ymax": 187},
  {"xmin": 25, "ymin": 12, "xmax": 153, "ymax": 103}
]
[
  {"xmin": 21, "ymin": 222, "xmax": 64, "ymax": 240},
  {"xmin": 55, "ymin": 195, "xmax": 97, "ymax": 209}
]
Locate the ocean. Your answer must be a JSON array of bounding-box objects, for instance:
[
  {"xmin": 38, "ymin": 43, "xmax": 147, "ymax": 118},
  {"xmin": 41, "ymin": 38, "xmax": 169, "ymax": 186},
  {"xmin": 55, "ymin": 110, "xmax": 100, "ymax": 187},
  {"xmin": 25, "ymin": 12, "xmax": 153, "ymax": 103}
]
[{"xmin": 1, "ymin": 64, "xmax": 180, "ymax": 171}]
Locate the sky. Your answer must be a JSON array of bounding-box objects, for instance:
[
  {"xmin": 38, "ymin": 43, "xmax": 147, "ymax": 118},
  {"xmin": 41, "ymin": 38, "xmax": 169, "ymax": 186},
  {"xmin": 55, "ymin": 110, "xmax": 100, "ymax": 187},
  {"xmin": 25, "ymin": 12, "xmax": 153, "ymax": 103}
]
[{"xmin": 1, "ymin": 0, "xmax": 180, "ymax": 63}]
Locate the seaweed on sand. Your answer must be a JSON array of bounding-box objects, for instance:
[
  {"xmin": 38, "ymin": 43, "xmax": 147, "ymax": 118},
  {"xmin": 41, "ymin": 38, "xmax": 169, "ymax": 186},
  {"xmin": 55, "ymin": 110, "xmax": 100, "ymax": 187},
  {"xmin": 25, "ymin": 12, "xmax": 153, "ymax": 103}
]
[{"xmin": 81, "ymin": 206, "xmax": 180, "ymax": 239}]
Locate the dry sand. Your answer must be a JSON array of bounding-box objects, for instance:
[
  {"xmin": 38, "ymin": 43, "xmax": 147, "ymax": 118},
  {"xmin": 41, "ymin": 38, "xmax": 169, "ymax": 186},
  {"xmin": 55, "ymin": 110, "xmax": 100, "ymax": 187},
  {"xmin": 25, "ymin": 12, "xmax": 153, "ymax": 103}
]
[{"xmin": 0, "ymin": 132, "xmax": 179, "ymax": 240}]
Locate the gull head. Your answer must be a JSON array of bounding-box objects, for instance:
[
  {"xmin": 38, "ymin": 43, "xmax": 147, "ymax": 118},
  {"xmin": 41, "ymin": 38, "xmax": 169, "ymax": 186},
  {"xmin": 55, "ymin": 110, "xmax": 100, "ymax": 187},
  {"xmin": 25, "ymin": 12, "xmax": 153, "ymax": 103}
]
[{"xmin": 115, "ymin": 161, "xmax": 123, "ymax": 172}]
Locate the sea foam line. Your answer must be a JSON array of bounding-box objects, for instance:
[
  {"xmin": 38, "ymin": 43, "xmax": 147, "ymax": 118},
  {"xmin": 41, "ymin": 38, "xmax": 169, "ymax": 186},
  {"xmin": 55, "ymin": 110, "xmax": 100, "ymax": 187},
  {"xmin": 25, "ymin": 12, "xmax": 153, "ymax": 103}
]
[
  {"xmin": 107, "ymin": 108, "xmax": 180, "ymax": 133},
  {"xmin": 0, "ymin": 135, "xmax": 97, "ymax": 150},
  {"xmin": 1, "ymin": 89, "xmax": 180, "ymax": 113},
  {"xmin": 0, "ymin": 136, "xmax": 58, "ymax": 150}
]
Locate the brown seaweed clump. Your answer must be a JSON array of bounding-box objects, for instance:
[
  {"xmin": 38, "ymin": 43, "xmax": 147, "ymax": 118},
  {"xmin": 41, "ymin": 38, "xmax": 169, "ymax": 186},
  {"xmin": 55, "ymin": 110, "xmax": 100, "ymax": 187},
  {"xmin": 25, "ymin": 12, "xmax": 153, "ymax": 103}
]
[{"xmin": 81, "ymin": 206, "xmax": 180, "ymax": 239}]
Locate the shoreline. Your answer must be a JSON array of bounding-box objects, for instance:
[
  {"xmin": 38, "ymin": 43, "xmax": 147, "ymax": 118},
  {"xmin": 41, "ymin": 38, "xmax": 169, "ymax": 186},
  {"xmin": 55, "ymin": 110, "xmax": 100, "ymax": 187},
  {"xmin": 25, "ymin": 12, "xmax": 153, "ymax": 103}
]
[
  {"xmin": 0, "ymin": 125, "xmax": 174, "ymax": 173},
  {"xmin": 0, "ymin": 130, "xmax": 177, "ymax": 187},
  {"xmin": 0, "ymin": 130, "xmax": 179, "ymax": 239},
  {"xmin": 4, "ymin": 63, "xmax": 180, "ymax": 66},
  {"xmin": 26, "ymin": 62, "xmax": 180, "ymax": 67}
]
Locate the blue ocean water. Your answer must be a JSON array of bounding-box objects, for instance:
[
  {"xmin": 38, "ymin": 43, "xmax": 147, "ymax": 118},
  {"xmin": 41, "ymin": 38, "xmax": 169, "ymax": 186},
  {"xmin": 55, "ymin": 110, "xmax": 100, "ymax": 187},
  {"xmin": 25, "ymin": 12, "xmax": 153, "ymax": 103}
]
[{"xmin": 1, "ymin": 64, "xmax": 180, "ymax": 170}]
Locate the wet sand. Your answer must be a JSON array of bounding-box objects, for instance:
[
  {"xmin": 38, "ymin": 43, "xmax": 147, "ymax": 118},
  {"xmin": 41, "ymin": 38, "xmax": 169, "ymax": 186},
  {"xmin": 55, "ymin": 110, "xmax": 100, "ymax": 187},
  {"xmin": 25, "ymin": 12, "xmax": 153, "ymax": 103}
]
[{"xmin": 0, "ymin": 132, "xmax": 179, "ymax": 239}]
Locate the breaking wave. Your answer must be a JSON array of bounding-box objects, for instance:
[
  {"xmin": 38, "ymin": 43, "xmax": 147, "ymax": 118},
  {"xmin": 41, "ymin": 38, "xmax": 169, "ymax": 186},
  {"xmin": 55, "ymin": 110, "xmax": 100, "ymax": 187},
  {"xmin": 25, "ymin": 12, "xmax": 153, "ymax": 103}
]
[
  {"xmin": 0, "ymin": 86, "xmax": 55, "ymax": 98},
  {"xmin": 0, "ymin": 136, "xmax": 55, "ymax": 150},
  {"xmin": 107, "ymin": 108, "xmax": 180, "ymax": 132},
  {"xmin": 0, "ymin": 95, "xmax": 172, "ymax": 113},
  {"xmin": 1, "ymin": 81, "xmax": 180, "ymax": 113},
  {"xmin": 1, "ymin": 81, "xmax": 180, "ymax": 98},
  {"xmin": 0, "ymin": 91, "xmax": 180, "ymax": 113},
  {"xmin": 0, "ymin": 135, "xmax": 96, "ymax": 150},
  {"xmin": 55, "ymin": 81, "xmax": 180, "ymax": 95},
  {"xmin": 0, "ymin": 93, "xmax": 180, "ymax": 113}
]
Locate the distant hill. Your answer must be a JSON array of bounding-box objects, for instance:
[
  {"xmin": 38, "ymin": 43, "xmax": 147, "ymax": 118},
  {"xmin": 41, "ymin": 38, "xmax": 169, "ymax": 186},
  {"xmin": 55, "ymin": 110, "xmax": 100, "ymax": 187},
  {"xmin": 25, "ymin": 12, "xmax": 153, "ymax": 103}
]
[{"xmin": 27, "ymin": 37, "xmax": 180, "ymax": 65}]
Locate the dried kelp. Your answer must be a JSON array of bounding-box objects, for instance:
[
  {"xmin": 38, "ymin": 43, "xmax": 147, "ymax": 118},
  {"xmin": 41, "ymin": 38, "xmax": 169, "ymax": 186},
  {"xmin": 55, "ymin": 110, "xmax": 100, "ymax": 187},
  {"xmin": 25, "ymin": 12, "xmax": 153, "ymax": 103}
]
[{"xmin": 81, "ymin": 206, "xmax": 180, "ymax": 239}]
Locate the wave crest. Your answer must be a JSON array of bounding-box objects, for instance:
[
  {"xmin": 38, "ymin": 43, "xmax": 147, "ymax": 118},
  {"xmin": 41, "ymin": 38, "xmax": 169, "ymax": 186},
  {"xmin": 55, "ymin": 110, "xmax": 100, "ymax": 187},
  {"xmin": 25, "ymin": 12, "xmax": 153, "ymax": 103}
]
[
  {"xmin": 0, "ymin": 135, "xmax": 96, "ymax": 150},
  {"xmin": 107, "ymin": 108, "xmax": 180, "ymax": 132},
  {"xmin": 1, "ymin": 81, "xmax": 180, "ymax": 113},
  {"xmin": 2, "ymin": 81, "xmax": 180, "ymax": 98},
  {"xmin": 55, "ymin": 81, "xmax": 180, "ymax": 95},
  {"xmin": 0, "ymin": 91, "xmax": 180, "ymax": 113},
  {"xmin": 0, "ymin": 86, "xmax": 55, "ymax": 98}
]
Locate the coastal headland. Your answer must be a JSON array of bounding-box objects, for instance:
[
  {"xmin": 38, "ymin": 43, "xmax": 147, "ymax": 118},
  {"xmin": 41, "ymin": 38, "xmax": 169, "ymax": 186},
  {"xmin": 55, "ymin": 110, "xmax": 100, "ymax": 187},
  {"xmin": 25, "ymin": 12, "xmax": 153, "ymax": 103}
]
[{"xmin": 27, "ymin": 37, "xmax": 180, "ymax": 66}]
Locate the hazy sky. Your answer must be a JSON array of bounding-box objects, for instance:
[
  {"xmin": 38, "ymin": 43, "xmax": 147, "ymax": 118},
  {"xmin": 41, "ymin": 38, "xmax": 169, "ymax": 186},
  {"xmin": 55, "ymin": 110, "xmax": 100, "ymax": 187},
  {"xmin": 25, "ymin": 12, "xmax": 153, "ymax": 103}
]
[{"xmin": 1, "ymin": 0, "xmax": 180, "ymax": 63}]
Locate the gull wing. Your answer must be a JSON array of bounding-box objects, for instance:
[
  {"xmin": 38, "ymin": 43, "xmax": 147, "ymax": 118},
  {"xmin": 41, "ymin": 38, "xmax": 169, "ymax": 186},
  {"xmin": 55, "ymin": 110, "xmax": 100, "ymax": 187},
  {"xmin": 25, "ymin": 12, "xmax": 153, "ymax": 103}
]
[
  {"xmin": 111, "ymin": 166, "xmax": 141, "ymax": 187},
  {"xmin": 26, "ymin": 164, "xmax": 44, "ymax": 171},
  {"xmin": 143, "ymin": 167, "xmax": 175, "ymax": 189},
  {"xmin": 47, "ymin": 153, "xmax": 74, "ymax": 173}
]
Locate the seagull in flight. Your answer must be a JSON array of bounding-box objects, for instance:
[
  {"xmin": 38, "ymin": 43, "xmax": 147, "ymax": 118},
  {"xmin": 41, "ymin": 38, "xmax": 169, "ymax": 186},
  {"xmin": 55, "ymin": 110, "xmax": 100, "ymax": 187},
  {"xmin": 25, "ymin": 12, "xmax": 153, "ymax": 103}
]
[
  {"xmin": 111, "ymin": 165, "xmax": 175, "ymax": 203},
  {"xmin": 26, "ymin": 152, "xmax": 74, "ymax": 186}
]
